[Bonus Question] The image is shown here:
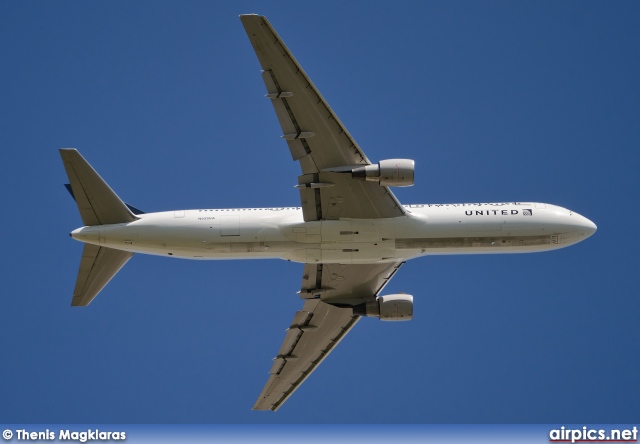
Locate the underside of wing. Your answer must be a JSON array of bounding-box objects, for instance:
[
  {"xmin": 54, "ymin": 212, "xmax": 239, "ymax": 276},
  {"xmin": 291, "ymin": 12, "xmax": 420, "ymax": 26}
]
[
  {"xmin": 253, "ymin": 299, "xmax": 358, "ymax": 411},
  {"xmin": 240, "ymin": 15, "xmax": 406, "ymax": 221},
  {"xmin": 253, "ymin": 262, "xmax": 403, "ymax": 411}
]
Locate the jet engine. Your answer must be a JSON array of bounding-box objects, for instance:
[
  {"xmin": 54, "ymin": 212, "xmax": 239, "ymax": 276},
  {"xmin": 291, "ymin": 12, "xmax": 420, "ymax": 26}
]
[
  {"xmin": 351, "ymin": 159, "xmax": 415, "ymax": 187},
  {"xmin": 353, "ymin": 294, "xmax": 414, "ymax": 321}
]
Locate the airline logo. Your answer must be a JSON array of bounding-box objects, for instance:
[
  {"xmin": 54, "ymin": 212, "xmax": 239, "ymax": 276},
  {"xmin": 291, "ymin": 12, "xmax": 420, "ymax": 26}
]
[{"xmin": 465, "ymin": 209, "xmax": 533, "ymax": 216}]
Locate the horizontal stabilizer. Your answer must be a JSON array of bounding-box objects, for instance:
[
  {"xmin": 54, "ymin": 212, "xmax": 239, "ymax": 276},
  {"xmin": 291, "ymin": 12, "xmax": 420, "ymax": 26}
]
[
  {"xmin": 60, "ymin": 149, "xmax": 138, "ymax": 226},
  {"xmin": 72, "ymin": 244, "xmax": 133, "ymax": 306}
]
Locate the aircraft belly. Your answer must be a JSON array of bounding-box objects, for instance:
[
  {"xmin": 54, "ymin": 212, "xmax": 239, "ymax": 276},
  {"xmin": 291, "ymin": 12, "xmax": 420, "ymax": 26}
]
[
  {"xmin": 73, "ymin": 206, "xmax": 587, "ymax": 261},
  {"xmin": 85, "ymin": 214, "xmax": 299, "ymax": 260},
  {"xmin": 286, "ymin": 238, "xmax": 396, "ymax": 264},
  {"xmin": 395, "ymin": 233, "xmax": 565, "ymax": 259}
]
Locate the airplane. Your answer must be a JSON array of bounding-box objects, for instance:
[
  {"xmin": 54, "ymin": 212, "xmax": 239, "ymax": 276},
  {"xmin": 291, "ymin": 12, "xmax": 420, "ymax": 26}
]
[{"xmin": 60, "ymin": 14, "xmax": 597, "ymax": 411}]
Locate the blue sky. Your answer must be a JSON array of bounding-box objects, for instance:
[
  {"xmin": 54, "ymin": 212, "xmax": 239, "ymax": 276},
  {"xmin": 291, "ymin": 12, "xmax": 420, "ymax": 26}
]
[{"xmin": 1, "ymin": 1, "xmax": 638, "ymax": 423}]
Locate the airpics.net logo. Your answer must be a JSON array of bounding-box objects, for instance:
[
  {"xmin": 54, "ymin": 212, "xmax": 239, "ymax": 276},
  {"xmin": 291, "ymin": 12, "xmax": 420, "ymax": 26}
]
[{"xmin": 549, "ymin": 426, "xmax": 638, "ymax": 443}]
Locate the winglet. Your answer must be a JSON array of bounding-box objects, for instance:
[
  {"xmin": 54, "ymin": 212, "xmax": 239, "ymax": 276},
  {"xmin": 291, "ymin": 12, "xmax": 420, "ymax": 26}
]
[{"xmin": 60, "ymin": 149, "xmax": 138, "ymax": 226}]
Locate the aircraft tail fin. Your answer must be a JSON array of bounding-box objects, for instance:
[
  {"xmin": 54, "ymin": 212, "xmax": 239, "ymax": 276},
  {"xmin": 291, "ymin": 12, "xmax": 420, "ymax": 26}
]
[
  {"xmin": 59, "ymin": 148, "xmax": 138, "ymax": 226},
  {"xmin": 71, "ymin": 244, "xmax": 133, "ymax": 306},
  {"xmin": 64, "ymin": 183, "xmax": 146, "ymax": 215}
]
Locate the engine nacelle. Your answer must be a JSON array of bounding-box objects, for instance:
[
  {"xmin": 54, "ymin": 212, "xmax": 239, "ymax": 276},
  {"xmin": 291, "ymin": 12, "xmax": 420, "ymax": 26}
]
[
  {"xmin": 351, "ymin": 159, "xmax": 415, "ymax": 187},
  {"xmin": 353, "ymin": 294, "xmax": 414, "ymax": 321}
]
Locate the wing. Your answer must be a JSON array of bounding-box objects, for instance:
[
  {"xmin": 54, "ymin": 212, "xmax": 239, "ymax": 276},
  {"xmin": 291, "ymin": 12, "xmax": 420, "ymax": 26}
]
[
  {"xmin": 253, "ymin": 262, "xmax": 403, "ymax": 411},
  {"xmin": 240, "ymin": 15, "xmax": 406, "ymax": 221}
]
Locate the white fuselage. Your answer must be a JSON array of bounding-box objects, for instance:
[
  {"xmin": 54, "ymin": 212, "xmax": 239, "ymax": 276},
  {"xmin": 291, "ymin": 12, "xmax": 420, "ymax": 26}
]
[{"xmin": 70, "ymin": 202, "xmax": 597, "ymax": 264}]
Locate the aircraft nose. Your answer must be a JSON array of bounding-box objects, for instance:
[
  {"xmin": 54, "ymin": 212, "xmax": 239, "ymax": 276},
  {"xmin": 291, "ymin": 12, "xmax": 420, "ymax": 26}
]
[
  {"xmin": 573, "ymin": 213, "xmax": 597, "ymax": 239},
  {"xmin": 557, "ymin": 210, "xmax": 596, "ymax": 245},
  {"xmin": 583, "ymin": 217, "xmax": 597, "ymax": 237}
]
